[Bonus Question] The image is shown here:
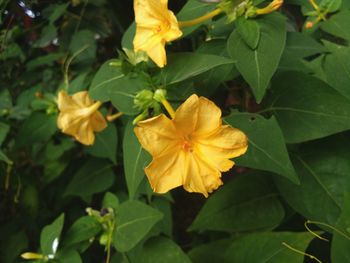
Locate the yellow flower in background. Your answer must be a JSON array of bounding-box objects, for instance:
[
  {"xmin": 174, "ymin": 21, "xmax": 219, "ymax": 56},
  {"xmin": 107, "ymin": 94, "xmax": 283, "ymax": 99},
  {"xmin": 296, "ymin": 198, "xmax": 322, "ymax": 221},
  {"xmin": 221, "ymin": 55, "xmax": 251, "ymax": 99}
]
[
  {"xmin": 133, "ymin": 0, "xmax": 183, "ymax": 68},
  {"xmin": 57, "ymin": 91, "xmax": 107, "ymax": 145},
  {"xmin": 134, "ymin": 94, "xmax": 248, "ymax": 197}
]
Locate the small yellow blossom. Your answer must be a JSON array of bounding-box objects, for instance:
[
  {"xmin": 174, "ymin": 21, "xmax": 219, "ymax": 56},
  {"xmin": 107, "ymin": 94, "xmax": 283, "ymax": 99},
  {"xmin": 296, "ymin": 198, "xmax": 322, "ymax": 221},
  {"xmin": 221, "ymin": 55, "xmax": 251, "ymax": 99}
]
[
  {"xmin": 57, "ymin": 91, "xmax": 107, "ymax": 145},
  {"xmin": 134, "ymin": 94, "xmax": 248, "ymax": 197},
  {"xmin": 133, "ymin": 0, "xmax": 183, "ymax": 68}
]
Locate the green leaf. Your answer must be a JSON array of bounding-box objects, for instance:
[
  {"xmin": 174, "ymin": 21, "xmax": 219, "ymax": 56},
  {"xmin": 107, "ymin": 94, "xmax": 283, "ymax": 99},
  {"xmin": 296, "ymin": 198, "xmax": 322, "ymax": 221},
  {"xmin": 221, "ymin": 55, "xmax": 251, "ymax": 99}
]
[
  {"xmin": 274, "ymin": 142, "xmax": 350, "ymax": 225},
  {"xmin": 227, "ymin": 12, "xmax": 286, "ymax": 102},
  {"xmin": 89, "ymin": 59, "xmax": 124, "ymax": 102},
  {"xmin": 236, "ymin": 17, "xmax": 260, "ymax": 49},
  {"xmin": 103, "ymin": 192, "xmax": 119, "ymax": 212},
  {"xmin": 63, "ymin": 216, "xmax": 102, "ymax": 247},
  {"xmin": 189, "ymin": 172, "xmax": 284, "ymax": 233},
  {"xmin": 284, "ymin": 32, "xmax": 326, "ymax": 58},
  {"xmin": 224, "ymin": 232, "xmax": 314, "ymax": 263},
  {"xmin": 176, "ymin": 0, "xmax": 216, "ymax": 36},
  {"xmin": 160, "ymin": 53, "xmax": 234, "ymax": 86},
  {"xmin": 121, "ymin": 23, "xmax": 136, "ymax": 49},
  {"xmin": 69, "ymin": 30, "xmax": 97, "ymax": 64},
  {"xmin": 123, "ymin": 120, "xmax": 151, "ymax": 199},
  {"xmin": 113, "ymin": 200, "xmax": 163, "ymax": 252},
  {"xmin": 321, "ymin": 10, "xmax": 350, "ymax": 41},
  {"xmin": 323, "ymin": 42, "xmax": 350, "ymax": 100},
  {"xmin": 86, "ymin": 124, "xmax": 118, "ymax": 164},
  {"xmin": 189, "ymin": 239, "xmax": 232, "ymax": 263},
  {"xmin": 0, "ymin": 150, "xmax": 11, "ymax": 164},
  {"xmin": 27, "ymin": 53, "xmax": 65, "ymax": 71},
  {"xmin": 40, "ymin": 213, "xmax": 64, "ymax": 255},
  {"xmin": 265, "ymin": 71, "xmax": 350, "ymax": 143},
  {"xmin": 64, "ymin": 159, "xmax": 115, "ymax": 198},
  {"xmin": 16, "ymin": 112, "xmax": 57, "ymax": 147},
  {"xmin": 224, "ymin": 113, "xmax": 298, "ymax": 183},
  {"xmin": 35, "ymin": 24, "xmax": 57, "ymax": 48},
  {"xmin": 138, "ymin": 237, "xmax": 191, "ymax": 263},
  {"xmin": 57, "ymin": 250, "xmax": 82, "ymax": 263},
  {"xmin": 331, "ymin": 192, "xmax": 350, "ymax": 262},
  {"xmin": 0, "ymin": 122, "xmax": 9, "ymax": 145}
]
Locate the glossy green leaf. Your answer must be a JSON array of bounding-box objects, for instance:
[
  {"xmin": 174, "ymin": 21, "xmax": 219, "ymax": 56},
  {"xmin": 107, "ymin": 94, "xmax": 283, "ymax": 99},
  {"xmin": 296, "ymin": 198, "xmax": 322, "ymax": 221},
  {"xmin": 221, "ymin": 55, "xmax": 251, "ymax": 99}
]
[
  {"xmin": 323, "ymin": 42, "xmax": 350, "ymax": 100},
  {"xmin": 225, "ymin": 113, "xmax": 298, "ymax": 183},
  {"xmin": 64, "ymin": 159, "xmax": 115, "ymax": 198},
  {"xmin": 86, "ymin": 124, "xmax": 118, "ymax": 164},
  {"xmin": 123, "ymin": 120, "xmax": 151, "ymax": 199},
  {"xmin": 63, "ymin": 216, "xmax": 102, "ymax": 247},
  {"xmin": 69, "ymin": 30, "xmax": 97, "ymax": 64},
  {"xmin": 236, "ymin": 17, "xmax": 260, "ymax": 49},
  {"xmin": 160, "ymin": 53, "xmax": 234, "ymax": 86},
  {"xmin": 227, "ymin": 12, "xmax": 286, "ymax": 102},
  {"xmin": 189, "ymin": 173, "xmax": 284, "ymax": 233},
  {"xmin": 113, "ymin": 200, "xmax": 163, "ymax": 252},
  {"xmin": 40, "ymin": 213, "xmax": 64, "ymax": 255},
  {"xmin": 16, "ymin": 112, "xmax": 57, "ymax": 147},
  {"xmin": 321, "ymin": 10, "xmax": 350, "ymax": 41},
  {"xmin": 274, "ymin": 142, "xmax": 350, "ymax": 225},
  {"xmin": 139, "ymin": 237, "xmax": 191, "ymax": 263},
  {"xmin": 57, "ymin": 250, "xmax": 82, "ymax": 263},
  {"xmin": 189, "ymin": 239, "xmax": 232, "ymax": 263},
  {"xmin": 224, "ymin": 232, "xmax": 314, "ymax": 262},
  {"xmin": 265, "ymin": 71, "xmax": 350, "ymax": 143}
]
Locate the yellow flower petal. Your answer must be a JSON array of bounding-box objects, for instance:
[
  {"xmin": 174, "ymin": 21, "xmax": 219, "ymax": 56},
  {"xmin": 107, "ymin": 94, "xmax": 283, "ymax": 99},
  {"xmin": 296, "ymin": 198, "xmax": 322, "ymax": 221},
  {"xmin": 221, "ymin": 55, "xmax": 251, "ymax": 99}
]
[
  {"xmin": 57, "ymin": 91, "xmax": 106, "ymax": 145},
  {"xmin": 133, "ymin": 0, "xmax": 182, "ymax": 67},
  {"xmin": 145, "ymin": 150, "xmax": 184, "ymax": 193},
  {"xmin": 134, "ymin": 114, "xmax": 180, "ymax": 157},
  {"xmin": 134, "ymin": 94, "xmax": 248, "ymax": 196}
]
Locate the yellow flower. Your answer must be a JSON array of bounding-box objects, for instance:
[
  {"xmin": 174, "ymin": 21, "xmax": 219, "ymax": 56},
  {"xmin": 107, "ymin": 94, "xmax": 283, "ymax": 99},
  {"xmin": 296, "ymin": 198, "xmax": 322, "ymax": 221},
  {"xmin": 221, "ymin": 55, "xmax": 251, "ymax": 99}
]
[
  {"xmin": 134, "ymin": 94, "xmax": 248, "ymax": 197},
  {"xmin": 57, "ymin": 91, "xmax": 107, "ymax": 145},
  {"xmin": 133, "ymin": 0, "xmax": 183, "ymax": 68}
]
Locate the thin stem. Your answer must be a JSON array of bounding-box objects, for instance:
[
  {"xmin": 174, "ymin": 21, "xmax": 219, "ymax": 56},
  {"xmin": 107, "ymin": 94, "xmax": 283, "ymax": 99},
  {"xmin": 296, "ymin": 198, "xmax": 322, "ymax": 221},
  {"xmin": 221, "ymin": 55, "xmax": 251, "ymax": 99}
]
[
  {"xmin": 178, "ymin": 8, "xmax": 222, "ymax": 28},
  {"xmin": 255, "ymin": 0, "xmax": 283, "ymax": 15},
  {"xmin": 282, "ymin": 242, "xmax": 323, "ymax": 263},
  {"xmin": 308, "ymin": 0, "xmax": 320, "ymax": 12},
  {"xmin": 106, "ymin": 112, "xmax": 123, "ymax": 122},
  {"xmin": 161, "ymin": 99, "xmax": 175, "ymax": 119},
  {"xmin": 306, "ymin": 220, "xmax": 350, "ymax": 241}
]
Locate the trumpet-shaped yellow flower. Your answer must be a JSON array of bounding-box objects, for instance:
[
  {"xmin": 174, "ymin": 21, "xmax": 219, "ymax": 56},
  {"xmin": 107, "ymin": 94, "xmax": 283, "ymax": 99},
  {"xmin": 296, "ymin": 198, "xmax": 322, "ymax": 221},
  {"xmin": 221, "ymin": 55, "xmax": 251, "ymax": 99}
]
[
  {"xmin": 133, "ymin": 0, "xmax": 182, "ymax": 68},
  {"xmin": 134, "ymin": 94, "xmax": 248, "ymax": 197},
  {"xmin": 57, "ymin": 91, "xmax": 107, "ymax": 145}
]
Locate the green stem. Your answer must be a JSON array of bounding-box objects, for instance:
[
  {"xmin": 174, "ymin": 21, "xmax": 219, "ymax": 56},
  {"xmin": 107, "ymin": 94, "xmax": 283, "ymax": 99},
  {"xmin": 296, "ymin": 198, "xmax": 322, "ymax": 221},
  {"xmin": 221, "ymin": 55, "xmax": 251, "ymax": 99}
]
[{"xmin": 178, "ymin": 8, "xmax": 222, "ymax": 28}]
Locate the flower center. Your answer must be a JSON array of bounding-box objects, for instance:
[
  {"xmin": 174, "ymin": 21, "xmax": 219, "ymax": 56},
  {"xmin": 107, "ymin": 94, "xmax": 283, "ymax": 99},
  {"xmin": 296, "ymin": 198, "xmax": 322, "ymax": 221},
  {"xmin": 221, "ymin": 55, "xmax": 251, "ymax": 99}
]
[
  {"xmin": 154, "ymin": 25, "xmax": 162, "ymax": 33},
  {"xmin": 182, "ymin": 140, "xmax": 193, "ymax": 152}
]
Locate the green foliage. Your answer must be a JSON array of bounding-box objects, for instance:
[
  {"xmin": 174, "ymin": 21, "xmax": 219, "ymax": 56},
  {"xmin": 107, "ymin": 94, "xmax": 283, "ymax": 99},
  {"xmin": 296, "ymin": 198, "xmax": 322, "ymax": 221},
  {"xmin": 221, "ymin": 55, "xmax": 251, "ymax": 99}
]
[{"xmin": 1, "ymin": 0, "xmax": 350, "ymax": 262}]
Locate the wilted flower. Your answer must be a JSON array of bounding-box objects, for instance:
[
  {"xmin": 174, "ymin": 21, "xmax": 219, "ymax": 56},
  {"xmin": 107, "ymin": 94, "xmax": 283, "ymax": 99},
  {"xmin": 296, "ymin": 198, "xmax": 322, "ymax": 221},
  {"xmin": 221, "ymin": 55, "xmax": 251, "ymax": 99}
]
[
  {"xmin": 133, "ymin": 0, "xmax": 182, "ymax": 68},
  {"xmin": 134, "ymin": 94, "xmax": 248, "ymax": 197},
  {"xmin": 57, "ymin": 91, "xmax": 107, "ymax": 145}
]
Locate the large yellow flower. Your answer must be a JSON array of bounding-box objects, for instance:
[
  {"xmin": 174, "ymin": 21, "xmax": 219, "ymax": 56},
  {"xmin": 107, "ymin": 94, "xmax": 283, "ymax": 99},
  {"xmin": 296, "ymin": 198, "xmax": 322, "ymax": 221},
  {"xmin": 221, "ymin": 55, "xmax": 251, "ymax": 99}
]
[
  {"xmin": 133, "ymin": 0, "xmax": 183, "ymax": 68},
  {"xmin": 57, "ymin": 91, "xmax": 107, "ymax": 145},
  {"xmin": 134, "ymin": 94, "xmax": 248, "ymax": 197}
]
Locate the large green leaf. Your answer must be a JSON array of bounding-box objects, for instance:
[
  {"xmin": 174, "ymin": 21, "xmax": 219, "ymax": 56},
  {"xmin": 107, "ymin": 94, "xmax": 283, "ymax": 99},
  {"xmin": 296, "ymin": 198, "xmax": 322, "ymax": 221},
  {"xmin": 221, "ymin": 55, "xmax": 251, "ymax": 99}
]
[
  {"xmin": 16, "ymin": 112, "xmax": 57, "ymax": 147},
  {"xmin": 323, "ymin": 42, "xmax": 350, "ymax": 100},
  {"xmin": 89, "ymin": 59, "xmax": 124, "ymax": 102},
  {"xmin": 321, "ymin": 10, "xmax": 350, "ymax": 42},
  {"xmin": 224, "ymin": 232, "xmax": 315, "ymax": 263},
  {"xmin": 64, "ymin": 159, "xmax": 115, "ymax": 198},
  {"xmin": 123, "ymin": 120, "xmax": 151, "ymax": 199},
  {"xmin": 225, "ymin": 113, "xmax": 298, "ymax": 183},
  {"xmin": 139, "ymin": 237, "xmax": 191, "ymax": 263},
  {"xmin": 113, "ymin": 200, "xmax": 163, "ymax": 252},
  {"xmin": 274, "ymin": 141, "xmax": 350, "ymax": 225},
  {"xmin": 265, "ymin": 71, "xmax": 350, "ymax": 143},
  {"xmin": 160, "ymin": 53, "xmax": 234, "ymax": 86},
  {"xmin": 331, "ymin": 193, "xmax": 350, "ymax": 263},
  {"xmin": 176, "ymin": 0, "xmax": 215, "ymax": 36},
  {"xmin": 86, "ymin": 124, "xmax": 118, "ymax": 164},
  {"xmin": 40, "ymin": 213, "xmax": 65, "ymax": 256},
  {"xmin": 69, "ymin": 30, "xmax": 97, "ymax": 64},
  {"xmin": 189, "ymin": 173, "xmax": 284, "ymax": 233},
  {"xmin": 188, "ymin": 239, "xmax": 232, "ymax": 263},
  {"xmin": 227, "ymin": 12, "xmax": 286, "ymax": 102},
  {"xmin": 62, "ymin": 216, "xmax": 102, "ymax": 247}
]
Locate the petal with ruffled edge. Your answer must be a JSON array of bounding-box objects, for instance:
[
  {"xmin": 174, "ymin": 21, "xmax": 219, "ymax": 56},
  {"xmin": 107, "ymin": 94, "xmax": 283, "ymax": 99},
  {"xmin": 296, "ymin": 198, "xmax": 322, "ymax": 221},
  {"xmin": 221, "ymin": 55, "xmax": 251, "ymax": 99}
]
[
  {"xmin": 195, "ymin": 125, "xmax": 248, "ymax": 171},
  {"xmin": 74, "ymin": 120, "xmax": 95, "ymax": 145},
  {"xmin": 72, "ymin": 91, "xmax": 93, "ymax": 108},
  {"xmin": 183, "ymin": 152, "xmax": 222, "ymax": 197},
  {"xmin": 57, "ymin": 91, "xmax": 80, "ymax": 112},
  {"xmin": 134, "ymin": 114, "xmax": 180, "ymax": 157},
  {"xmin": 145, "ymin": 150, "xmax": 185, "ymax": 193}
]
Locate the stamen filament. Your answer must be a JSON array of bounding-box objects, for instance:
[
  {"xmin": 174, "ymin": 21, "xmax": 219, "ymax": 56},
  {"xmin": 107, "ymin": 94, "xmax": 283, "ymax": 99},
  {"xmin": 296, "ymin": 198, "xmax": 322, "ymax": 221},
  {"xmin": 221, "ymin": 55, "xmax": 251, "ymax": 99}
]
[{"xmin": 178, "ymin": 8, "xmax": 222, "ymax": 28}]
